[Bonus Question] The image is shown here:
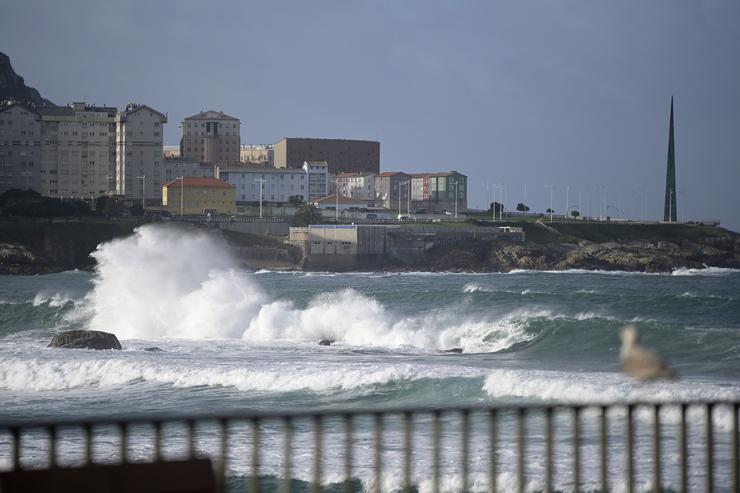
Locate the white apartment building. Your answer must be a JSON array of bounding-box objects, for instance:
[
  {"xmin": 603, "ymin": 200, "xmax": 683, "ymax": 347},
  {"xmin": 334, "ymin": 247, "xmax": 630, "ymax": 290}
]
[
  {"xmin": 39, "ymin": 102, "xmax": 117, "ymax": 200},
  {"xmin": 335, "ymin": 172, "xmax": 376, "ymax": 203},
  {"xmin": 115, "ymin": 103, "xmax": 167, "ymax": 202},
  {"xmin": 180, "ymin": 111, "xmax": 240, "ymax": 165},
  {"xmin": 217, "ymin": 167, "xmax": 307, "ymax": 203},
  {"xmin": 0, "ymin": 102, "xmax": 42, "ymax": 194},
  {"xmin": 303, "ymin": 161, "xmax": 329, "ymax": 201}
]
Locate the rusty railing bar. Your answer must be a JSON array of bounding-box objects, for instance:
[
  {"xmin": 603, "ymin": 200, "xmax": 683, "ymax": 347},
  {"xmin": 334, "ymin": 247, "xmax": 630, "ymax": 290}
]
[
  {"xmin": 48, "ymin": 425, "xmax": 57, "ymax": 468},
  {"xmin": 545, "ymin": 407, "xmax": 553, "ymax": 493},
  {"xmin": 489, "ymin": 409, "xmax": 498, "ymax": 493},
  {"xmin": 119, "ymin": 421, "xmax": 128, "ymax": 464},
  {"xmin": 573, "ymin": 407, "xmax": 580, "ymax": 492},
  {"xmin": 84, "ymin": 423, "xmax": 93, "ymax": 466},
  {"xmin": 187, "ymin": 419, "xmax": 195, "ymax": 460},
  {"xmin": 732, "ymin": 402, "xmax": 739, "ymax": 493},
  {"xmin": 153, "ymin": 421, "xmax": 162, "ymax": 462},
  {"xmin": 220, "ymin": 419, "xmax": 228, "ymax": 493},
  {"xmin": 679, "ymin": 403, "xmax": 687, "ymax": 493},
  {"xmin": 653, "ymin": 404, "xmax": 661, "ymax": 492}
]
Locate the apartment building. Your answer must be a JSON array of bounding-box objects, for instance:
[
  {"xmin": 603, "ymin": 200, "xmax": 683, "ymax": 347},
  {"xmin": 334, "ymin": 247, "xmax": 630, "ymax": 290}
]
[
  {"xmin": 217, "ymin": 167, "xmax": 307, "ymax": 204},
  {"xmin": 335, "ymin": 172, "xmax": 376, "ymax": 204},
  {"xmin": 114, "ymin": 103, "xmax": 167, "ymax": 202},
  {"xmin": 303, "ymin": 161, "xmax": 329, "ymax": 201},
  {"xmin": 239, "ymin": 144, "xmax": 273, "ymax": 167},
  {"xmin": 376, "ymin": 172, "xmax": 411, "ymax": 211},
  {"xmin": 0, "ymin": 102, "xmax": 42, "ymax": 193},
  {"xmin": 38, "ymin": 102, "xmax": 117, "ymax": 200},
  {"xmin": 410, "ymin": 171, "xmax": 467, "ymax": 212},
  {"xmin": 162, "ymin": 177, "xmax": 235, "ymax": 215},
  {"xmin": 180, "ymin": 111, "xmax": 240, "ymax": 165},
  {"xmin": 273, "ymin": 138, "xmax": 379, "ymax": 175}
]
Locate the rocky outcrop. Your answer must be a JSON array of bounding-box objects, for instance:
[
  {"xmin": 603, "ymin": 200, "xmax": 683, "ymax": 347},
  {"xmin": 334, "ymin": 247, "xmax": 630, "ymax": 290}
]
[
  {"xmin": 48, "ymin": 330, "xmax": 122, "ymax": 350},
  {"xmin": 0, "ymin": 243, "xmax": 55, "ymax": 275},
  {"xmin": 0, "ymin": 51, "xmax": 55, "ymax": 107}
]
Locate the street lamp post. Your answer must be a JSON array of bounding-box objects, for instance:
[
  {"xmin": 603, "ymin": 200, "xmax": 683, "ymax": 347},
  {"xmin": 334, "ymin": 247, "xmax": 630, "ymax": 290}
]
[
  {"xmin": 545, "ymin": 185, "xmax": 554, "ymax": 222},
  {"xmin": 255, "ymin": 178, "xmax": 266, "ymax": 219},
  {"xmin": 136, "ymin": 175, "xmax": 146, "ymax": 211}
]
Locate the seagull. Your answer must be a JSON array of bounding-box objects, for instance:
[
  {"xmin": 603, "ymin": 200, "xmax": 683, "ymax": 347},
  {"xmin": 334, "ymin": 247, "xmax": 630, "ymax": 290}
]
[{"xmin": 619, "ymin": 324, "xmax": 673, "ymax": 381}]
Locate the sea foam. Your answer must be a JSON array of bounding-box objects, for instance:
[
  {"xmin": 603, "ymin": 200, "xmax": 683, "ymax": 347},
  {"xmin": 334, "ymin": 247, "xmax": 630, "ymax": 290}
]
[{"xmin": 78, "ymin": 225, "xmax": 535, "ymax": 352}]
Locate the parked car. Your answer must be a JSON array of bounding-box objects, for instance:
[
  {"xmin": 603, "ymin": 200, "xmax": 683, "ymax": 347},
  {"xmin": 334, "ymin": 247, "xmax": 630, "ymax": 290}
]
[
  {"xmin": 442, "ymin": 210, "xmax": 453, "ymax": 215},
  {"xmin": 410, "ymin": 208, "xmax": 427, "ymax": 214},
  {"xmin": 397, "ymin": 214, "xmax": 415, "ymax": 221}
]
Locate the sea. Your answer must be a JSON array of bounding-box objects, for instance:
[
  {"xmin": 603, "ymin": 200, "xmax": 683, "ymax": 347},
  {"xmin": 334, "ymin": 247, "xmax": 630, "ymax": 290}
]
[{"xmin": 1, "ymin": 224, "xmax": 739, "ymax": 492}]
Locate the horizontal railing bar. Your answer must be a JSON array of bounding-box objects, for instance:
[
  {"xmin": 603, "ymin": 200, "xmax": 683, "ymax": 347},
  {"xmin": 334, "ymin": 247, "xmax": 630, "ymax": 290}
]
[{"xmin": 1, "ymin": 400, "xmax": 737, "ymax": 430}]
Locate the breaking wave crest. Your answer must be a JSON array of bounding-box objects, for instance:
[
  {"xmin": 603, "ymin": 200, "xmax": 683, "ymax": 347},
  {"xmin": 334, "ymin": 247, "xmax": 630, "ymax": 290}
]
[{"xmin": 79, "ymin": 226, "xmax": 535, "ymax": 352}]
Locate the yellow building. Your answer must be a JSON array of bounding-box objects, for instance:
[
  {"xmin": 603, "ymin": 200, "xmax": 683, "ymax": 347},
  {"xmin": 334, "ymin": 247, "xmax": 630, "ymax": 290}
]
[{"xmin": 162, "ymin": 177, "xmax": 236, "ymax": 215}]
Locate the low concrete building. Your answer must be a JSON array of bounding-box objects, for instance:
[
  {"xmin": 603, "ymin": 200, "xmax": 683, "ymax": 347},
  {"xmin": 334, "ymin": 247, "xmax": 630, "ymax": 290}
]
[
  {"xmin": 289, "ymin": 224, "xmax": 393, "ymax": 256},
  {"xmin": 162, "ymin": 177, "xmax": 235, "ymax": 215},
  {"xmin": 217, "ymin": 167, "xmax": 307, "ymax": 204}
]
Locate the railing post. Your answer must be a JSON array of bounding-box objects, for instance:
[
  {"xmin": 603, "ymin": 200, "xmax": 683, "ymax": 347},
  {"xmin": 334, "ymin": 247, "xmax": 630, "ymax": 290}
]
[
  {"xmin": 119, "ymin": 422, "xmax": 128, "ymax": 464},
  {"xmin": 84, "ymin": 423, "xmax": 93, "ymax": 466},
  {"xmin": 653, "ymin": 405, "xmax": 661, "ymax": 493},
  {"xmin": 680, "ymin": 404, "xmax": 688, "ymax": 493},
  {"xmin": 626, "ymin": 405, "xmax": 634, "ymax": 493},
  {"xmin": 432, "ymin": 411, "xmax": 441, "ymax": 493},
  {"xmin": 343, "ymin": 414, "xmax": 353, "ymax": 493},
  {"xmin": 312, "ymin": 415, "xmax": 322, "ymax": 493},
  {"xmin": 220, "ymin": 419, "xmax": 229, "ymax": 493},
  {"xmin": 283, "ymin": 417, "xmax": 293, "ymax": 493},
  {"xmin": 600, "ymin": 406, "xmax": 608, "ymax": 493},
  {"xmin": 48, "ymin": 425, "xmax": 57, "ymax": 468},
  {"xmin": 517, "ymin": 408, "xmax": 525, "ymax": 493},
  {"xmin": 11, "ymin": 427, "xmax": 20, "ymax": 471},
  {"xmin": 462, "ymin": 409, "xmax": 470, "ymax": 493},
  {"xmin": 374, "ymin": 413, "xmax": 383, "ymax": 493},
  {"xmin": 732, "ymin": 403, "xmax": 739, "ymax": 493},
  {"xmin": 545, "ymin": 407, "xmax": 553, "ymax": 493},
  {"xmin": 573, "ymin": 407, "xmax": 580, "ymax": 492},
  {"xmin": 153, "ymin": 421, "xmax": 162, "ymax": 462},
  {"xmin": 706, "ymin": 403, "xmax": 714, "ymax": 493},
  {"xmin": 489, "ymin": 409, "xmax": 498, "ymax": 493},
  {"xmin": 403, "ymin": 412, "xmax": 413, "ymax": 493},
  {"xmin": 187, "ymin": 419, "xmax": 196, "ymax": 460},
  {"xmin": 251, "ymin": 418, "xmax": 261, "ymax": 493}
]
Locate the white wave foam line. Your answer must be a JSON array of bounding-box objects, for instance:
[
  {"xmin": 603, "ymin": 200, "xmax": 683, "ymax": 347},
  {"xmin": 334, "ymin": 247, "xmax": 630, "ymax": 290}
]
[
  {"xmin": 78, "ymin": 225, "xmax": 539, "ymax": 352},
  {"xmin": 483, "ymin": 368, "xmax": 740, "ymax": 430},
  {"xmin": 33, "ymin": 292, "xmax": 80, "ymax": 307},
  {"xmin": 0, "ymin": 356, "xmax": 484, "ymax": 393},
  {"xmin": 672, "ymin": 266, "xmax": 740, "ymax": 276}
]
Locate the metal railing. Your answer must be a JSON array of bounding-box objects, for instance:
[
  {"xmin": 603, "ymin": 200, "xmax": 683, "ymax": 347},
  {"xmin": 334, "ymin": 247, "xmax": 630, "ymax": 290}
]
[{"xmin": 1, "ymin": 400, "xmax": 738, "ymax": 492}]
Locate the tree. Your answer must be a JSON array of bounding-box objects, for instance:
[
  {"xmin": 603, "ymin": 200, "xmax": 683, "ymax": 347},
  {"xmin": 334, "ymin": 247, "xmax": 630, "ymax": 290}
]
[
  {"xmin": 96, "ymin": 196, "xmax": 124, "ymax": 217},
  {"xmin": 516, "ymin": 202, "xmax": 530, "ymax": 213},
  {"xmin": 293, "ymin": 203, "xmax": 322, "ymax": 226},
  {"xmin": 546, "ymin": 208, "xmax": 554, "ymax": 214},
  {"xmin": 488, "ymin": 201, "xmax": 504, "ymax": 214},
  {"xmin": 288, "ymin": 195, "xmax": 304, "ymax": 207},
  {"xmin": 570, "ymin": 210, "xmax": 580, "ymax": 218}
]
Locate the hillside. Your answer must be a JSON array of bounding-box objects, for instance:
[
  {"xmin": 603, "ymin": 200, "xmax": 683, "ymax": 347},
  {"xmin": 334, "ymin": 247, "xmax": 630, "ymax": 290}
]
[{"xmin": 0, "ymin": 51, "xmax": 55, "ymax": 107}]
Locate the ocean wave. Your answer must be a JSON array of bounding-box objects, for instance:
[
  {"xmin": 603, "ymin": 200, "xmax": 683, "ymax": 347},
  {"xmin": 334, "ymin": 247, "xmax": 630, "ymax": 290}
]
[
  {"xmin": 671, "ymin": 266, "xmax": 740, "ymax": 276},
  {"xmin": 32, "ymin": 292, "xmax": 81, "ymax": 307},
  {"xmin": 0, "ymin": 356, "xmax": 484, "ymax": 393}
]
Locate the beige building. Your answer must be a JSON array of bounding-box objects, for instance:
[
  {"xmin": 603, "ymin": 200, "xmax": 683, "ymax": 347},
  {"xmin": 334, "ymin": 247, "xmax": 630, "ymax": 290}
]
[
  {"xmin": 0, "ymin": 102, "xmax": 42, "ymax": 193},
  {"xmin": 240, "ymin": 144, "xmax": 273, "ymax": 166},
  {"xmin": 162, "ymin": 177, "xmax": 235, "ymax": 215},
  {"xmin": 376, "ymin": 172, "xmax": 411, "ymax": 211},
  {"xmin": 335, "ymin": 172, "xmax": 376, "ymax": 203},
  {"xmin": 115, "ymin": 103, "xmax": 167, "ymax": 202},
  {"xmin": 273, "ymin": 138, "xmax": 379, "ymax": 175},
  {"xmin": 180, "ymin": 110, "xmax": 240, "ymax": 165},
  {"xmin": 38, "ymin": 102, "xmax": 117, "ymax": 200}
]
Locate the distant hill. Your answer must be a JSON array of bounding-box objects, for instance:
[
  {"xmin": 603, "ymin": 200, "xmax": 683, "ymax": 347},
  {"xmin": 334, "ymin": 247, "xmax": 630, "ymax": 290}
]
[{"xmin": 0, "ymin": 51, "xmax": 55, "ymax": 107}]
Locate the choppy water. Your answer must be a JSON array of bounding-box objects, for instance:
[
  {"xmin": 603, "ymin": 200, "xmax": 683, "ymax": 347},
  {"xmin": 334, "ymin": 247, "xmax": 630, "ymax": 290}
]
[{"xmin": 1, "ymin": 225, "xmax": 739, "ymax": 491}]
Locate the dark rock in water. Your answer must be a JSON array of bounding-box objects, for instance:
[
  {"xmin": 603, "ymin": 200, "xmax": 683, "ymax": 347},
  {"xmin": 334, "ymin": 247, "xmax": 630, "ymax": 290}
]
[
  {"xmin": 318, "ymin": 339, "xmax": 334, "ymax": 346},
  {"xmin": 442, "ymin": 347, "xmax": 463, "ymax": 354},
  {"xmin": 143, "ymin": 346, "xmax": 164, "ymax": 352},
  {"xmin": 48, "ymin": 330, "xmax": 122, "ymax": 350}
]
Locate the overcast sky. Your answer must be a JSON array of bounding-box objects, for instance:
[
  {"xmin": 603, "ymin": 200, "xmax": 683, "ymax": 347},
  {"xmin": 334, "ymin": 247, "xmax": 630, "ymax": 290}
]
[{"xmin": 2, "ymin": 0, "xmax": 739, "ymax": 230}]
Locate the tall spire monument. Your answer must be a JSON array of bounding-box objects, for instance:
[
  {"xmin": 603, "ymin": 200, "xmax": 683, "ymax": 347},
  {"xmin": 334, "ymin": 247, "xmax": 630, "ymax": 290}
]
[{"xmin": 663, "ymin": 96, "xmax": 677, "ymax": 222}]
